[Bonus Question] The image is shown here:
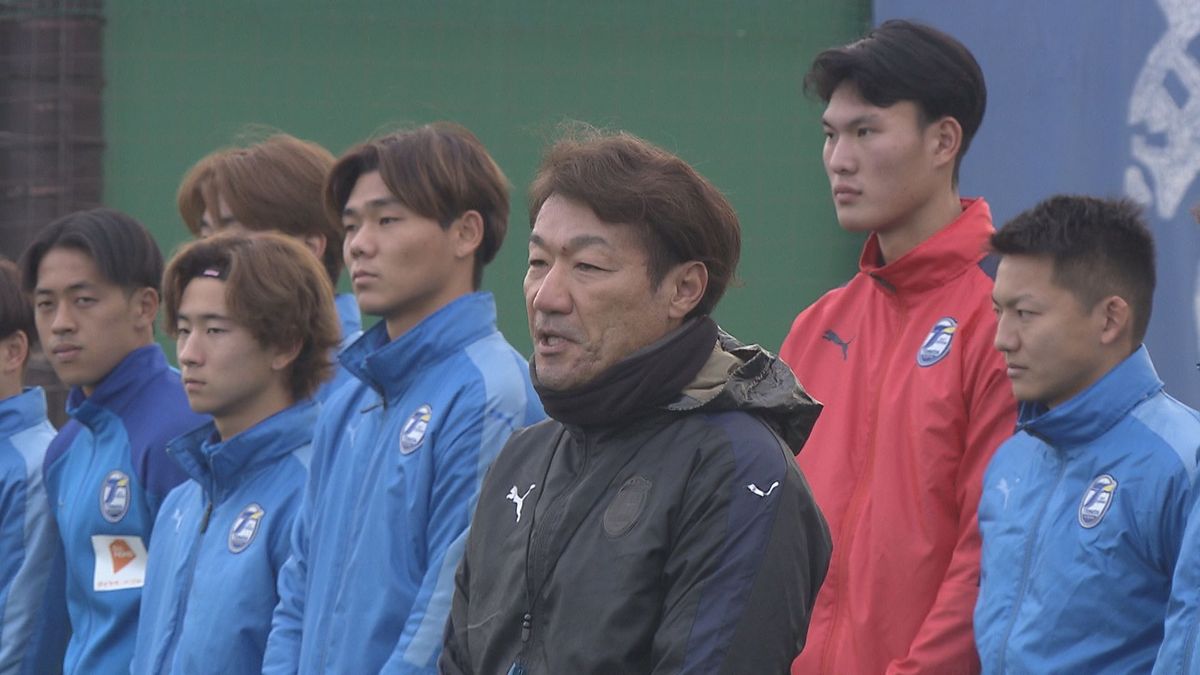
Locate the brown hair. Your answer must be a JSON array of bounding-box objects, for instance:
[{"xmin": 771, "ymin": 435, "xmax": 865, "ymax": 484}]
[
  {"xmin": 529, "ymin": 126, "xmax": 741, "ymax": 317},
  {"xmin": 0, "ymin": 259, "xmax": 35, "ymax": 358},
  {"xmin": 162, "ymin": 232, "xmax": 341, "ymax": 401},
  {"xmin": 177, "ymin": 134, "xmax": 342, "ymax": 283},
  {"xmin": 325, "ymin": 122, "xmax": 510, "ymax": 289}
]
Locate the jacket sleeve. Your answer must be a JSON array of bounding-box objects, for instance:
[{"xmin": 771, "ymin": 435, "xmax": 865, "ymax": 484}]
[
  {"xmin": 1150, "ymin": 460, "xmax": 1200, "ymax": 674},
  {"xmin": 438, "ymin": 530, "xmax": 473, "ymax": 675},
  {"xmin": 382, "ymin": 390, "xmax": 512, "ymax": 673},
  {"xmin": 650, "ymin": 414, "xmax": 832, "ymax": 675},
  {"xmin": 886, "ymin": 314, "xmax": 1016, "ymax": 675}
]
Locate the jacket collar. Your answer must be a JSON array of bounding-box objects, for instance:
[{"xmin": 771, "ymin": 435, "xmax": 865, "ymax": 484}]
[
  {"xmin": 167, "ymin": 400, "xmax": 318, "ymax": 501},
  {"xmin": 1018, "ymin": 345, "xmax": 1162, "ymax": 449},
  {"xmin": 669, "ymin": 331, "xmax": 822, "ymax": 455},
  {"xmin": 335, "ymin": 292, "xmax": 363, "ymax": 349},
  {"xmin": 339, "ymin": 292, "xmax": 498, "ymax": 403},
  {"xmin": 859, "ymin": 197, "xmax": 993, "ymax": 294},
  {"xmin": 67, "ymin": 344, "xmax": 170, "ymax": 427},
  {"xmin": 0, "ymin": 387, "xmax": 48, "ymax": 437}
]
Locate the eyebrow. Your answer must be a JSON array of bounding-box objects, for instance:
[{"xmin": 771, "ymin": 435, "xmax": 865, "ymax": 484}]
[
  {"xmin": 34, "ymin": 281, "xmax": 97, "ymax": 296},
  {"xmin": 821, "ymin": 113, "xmax": 879, "ymax": 129},
  {"xmin": 175, "ymin": 312, "xmax": 234, "ymax": 323},
  {"xmin": 529, "ymin": 233, "xmax": 613, "ymax": 253},
  {"xmin": 343, "ymin": 196, "xmax": 405, "ymax": 218},
  {"xmin": 992, "ymin": 293, "xmax": 1035, "ymax": 307}
]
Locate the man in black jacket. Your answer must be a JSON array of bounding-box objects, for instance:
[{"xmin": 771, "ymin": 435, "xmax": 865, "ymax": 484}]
[{"xmin": 440, "ymin": 128, "xmax": 832, "ymax": 675}]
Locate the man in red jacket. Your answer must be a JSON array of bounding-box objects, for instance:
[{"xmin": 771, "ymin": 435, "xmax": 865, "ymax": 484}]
[{"xmin": 781, "ymin": 20, "xmax": 1017, "ymax": 674}]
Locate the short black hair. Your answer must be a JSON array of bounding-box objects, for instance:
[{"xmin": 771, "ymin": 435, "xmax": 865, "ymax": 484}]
[
  {"xmin": 0, "ymin": 259, "xmax": 35, "ymax": 350},
  {"xmin": 804, "ymin": 19, "xmax": 986, "ymax": 183},
  {"xmin": 20, "ymin": 208, "xmax": 164, "ymax": 295},
  {"xmin": 991, "ymin": 195, "xmax": 1156, "ymax": 344}
]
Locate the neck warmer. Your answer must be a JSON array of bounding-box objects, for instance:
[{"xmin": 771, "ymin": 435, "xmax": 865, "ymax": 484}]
[{"xmin": 532, "ymin": 316, "xmax": 719, "ymax": 428}]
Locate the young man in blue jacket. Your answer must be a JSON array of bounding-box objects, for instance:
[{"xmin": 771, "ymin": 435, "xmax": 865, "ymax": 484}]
[
  {"xmin": 976, "ymin": 195, "xmax": 1200, "ymax": 672},
  {"xmin": 131, "ymin": 233, "xmax": 342, "ymax": 674},
  {"xmin": 176, "ymin": 134, "xmax": 362, "ymax": 401},
  {"xmin": 0, "ymin": 258, "xmax": 65, "ymax": 673},
  {"xmin": 262, "ymin": 122, "xmax": 545, "ymax": 674},
  {"xmin": 20, "ymin": 209, "xmax": 207, "ymax": 675}
]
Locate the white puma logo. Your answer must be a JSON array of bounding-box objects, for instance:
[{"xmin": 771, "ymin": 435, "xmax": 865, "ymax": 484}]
[
  {"xmin": 997, "ymin": 478, "xmax": 1012, "ymax": 510},
  {"xmin": 172, "ymin": 508, "xmax": 184, "ymax": 532},
  {"xmin": 507, "ymin": 484, "xmax": 537, "ymax": 522},
  {"xmin": 746, "ymin": 481, "xmax": 780, "ymax": 498}
]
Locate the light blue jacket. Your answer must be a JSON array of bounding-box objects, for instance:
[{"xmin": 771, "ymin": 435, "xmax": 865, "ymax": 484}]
[
  {"xmin": 131, "ymin": 401, "xmax": 316, "ymax": 675},
  {"xmin": 44, "ymin": 345, "xmax": 207, "ymax": 675},
  {"xmin": 313, "ymin": 292, "xmax": 363, "ymax": 404},
  {"xmin": 975, "ymin": 346, "xmax": 1200, "ymax": 673},
  {"xmin": 262, "ymin": 292, "xmax": 544, "ymax": 674},
  {"xmin": 0, "ymin": 387, "xmax": 63, "ymax": 675}
]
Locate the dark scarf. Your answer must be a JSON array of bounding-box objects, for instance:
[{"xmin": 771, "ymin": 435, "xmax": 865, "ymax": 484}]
[{"xmin": 532, "ymin": 317, "xmax": 719, "ymax": 428}]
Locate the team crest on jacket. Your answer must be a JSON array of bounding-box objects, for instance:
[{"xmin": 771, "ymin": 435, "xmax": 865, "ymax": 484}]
[
  {"xmin": 399, "ymin": 404, "xmax": 432, "ymax": 454},
  {"xmin": 228, "ymin": 503, "xmax": 265, "ymax": 553},
  {"xmin": 1078, "ymin": 474, "xmax": 1118, "ymax": 528},
  {"xmin": 99, "ymin": 470, "xmax": 131, "ymax": 523},
  {"xmin": 917, "ymin": 317, "xmax": 958, "ymax": 367}
]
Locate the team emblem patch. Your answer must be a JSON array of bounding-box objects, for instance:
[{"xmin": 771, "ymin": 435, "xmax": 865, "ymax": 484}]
[
  {"xmin": 99, "ymin": 470, "xmax": 131, "ymax": 523},
  {"xmin": 399, "ymin": 404, "xmax": 433, "ymax": 454},
  {"xmin": 228, "ymin": 503, "xmax": 265, "ymax": 553},
  {"xmin": 917, "ymin": 317, "xmax": 958, "ymax": 367},
  {"xmin": 1078, "ymin": 474, "xmax": 1118, "ymax": 528}
]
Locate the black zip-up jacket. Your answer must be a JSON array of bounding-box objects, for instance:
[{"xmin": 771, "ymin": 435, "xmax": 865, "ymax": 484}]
[{"xmin": 440, "ymin": 333, "xmax": 832, "ymax": 674}]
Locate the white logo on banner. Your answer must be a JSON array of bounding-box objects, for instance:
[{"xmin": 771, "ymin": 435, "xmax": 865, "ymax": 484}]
[
  {"xmin": 1124, "ymin": 0, "xmax": 1200, "ymax": 220},
  {"xmin": 1123, "ymin": 0, "xmax": 1200, "ymax": 374}
]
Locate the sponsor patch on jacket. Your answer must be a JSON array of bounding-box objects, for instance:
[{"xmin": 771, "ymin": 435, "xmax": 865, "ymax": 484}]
[
  {"xmin": 399, "ymin": 405, "xmax": 433, "ymax": 454},
  {"xmin": 1078, "ymin": 474, "xmax": 1118, "ymax": 528},
  {"xmin": 91, "ymin": 534, "xmax": 147, "ymax": 591},
  {"xmin": 917, "ymin": 317, "xmax": 958, "ymax": 367},
  {"xmin": 228, "ymin": 503, "xmax": 265, "ymax": 553},
  {"xmin": 99, "ymin": 470, "xmax": 131, "ymax": 523}
]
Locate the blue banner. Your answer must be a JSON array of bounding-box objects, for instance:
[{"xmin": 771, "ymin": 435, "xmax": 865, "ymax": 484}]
[{"xmin": 874, "ymin": 0, "xmax": 1200, "ymax": 407}]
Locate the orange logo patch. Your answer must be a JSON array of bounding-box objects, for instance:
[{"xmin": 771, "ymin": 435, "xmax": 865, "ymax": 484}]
[{"xmin": 110, "ymin": 538, "xmax": 135, "ymax": 573}]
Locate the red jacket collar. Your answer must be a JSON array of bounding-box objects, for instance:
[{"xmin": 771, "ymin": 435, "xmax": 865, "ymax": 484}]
[{"xmin": 858, "ymin": 197, "xmax": 994, "ymax": 294}]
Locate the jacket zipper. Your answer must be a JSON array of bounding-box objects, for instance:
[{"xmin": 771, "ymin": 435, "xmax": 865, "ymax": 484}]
[
  {"xmin": 995, "ymin": 449, "xmax": 1066, "ymax": 672},
  {"xmin": 154, "ymin": 485, "xmax": 214, "ymax": 673},
  {"xmin": 517, "ymin": 430, "xmax": 588, "ymax": 665},
  {"xmin": 821, "ymin": 291, "xmax": 901, "ymax": 672}
]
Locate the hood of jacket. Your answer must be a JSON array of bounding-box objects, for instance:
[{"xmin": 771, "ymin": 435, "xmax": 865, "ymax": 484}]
[{"xmin": 668, "ymin": 329, "xmax": 822, "ymax": 454}]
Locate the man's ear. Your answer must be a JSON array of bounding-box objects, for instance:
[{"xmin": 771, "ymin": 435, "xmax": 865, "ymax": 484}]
[
  {"xmin": 451, "ymin": 211, "xmax": 485, "ymax": 260},
  {"xmin": 270, "ymin": 340, "xmax": 303, "ymax": 372},
  {"xmin": 1096, "ymin": 295, "xmax": 1133, "ymax": 348},
  {"xmin": 0, "ymin": 331, "xmax": 29, "ymax": 376},
  {"xmin": 130, "ymin": 287, "xmax": 160, "ymax": 332},
  {"xmin": 665, "ymin": 261, "xmax": 709, "ymax": 321},
  {"xmin": 928, "ymin": 115, "xmax": 963, "ymax": 172},
  {"xmin": 302, "ymin": 234, "xmax": 328, "ymax": 260}
]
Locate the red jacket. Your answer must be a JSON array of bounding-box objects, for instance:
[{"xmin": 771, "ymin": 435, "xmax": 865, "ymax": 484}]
[{"xmin": 781, "ymin": 199, "xmax": 1016, "ymax": 674}]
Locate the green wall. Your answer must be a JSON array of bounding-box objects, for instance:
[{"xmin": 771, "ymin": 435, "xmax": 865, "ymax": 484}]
[{"xmin": 103, "ymin": 1, "xmax": 869, "ymax": 358}]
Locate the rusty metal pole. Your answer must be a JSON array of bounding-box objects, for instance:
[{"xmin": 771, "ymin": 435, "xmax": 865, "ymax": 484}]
[{"xmin": 0, "ymin": 0, "xmax": 105, "ymax": 427}]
